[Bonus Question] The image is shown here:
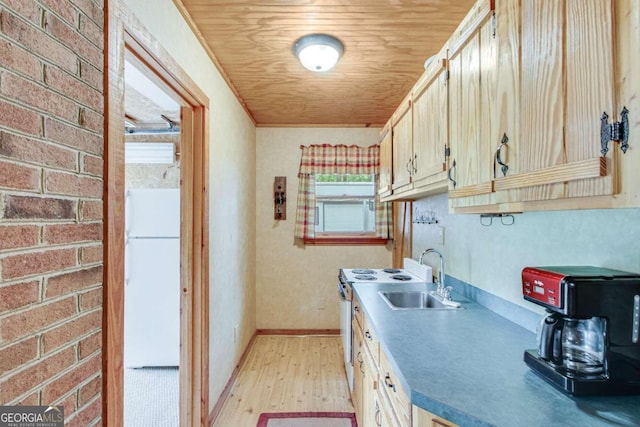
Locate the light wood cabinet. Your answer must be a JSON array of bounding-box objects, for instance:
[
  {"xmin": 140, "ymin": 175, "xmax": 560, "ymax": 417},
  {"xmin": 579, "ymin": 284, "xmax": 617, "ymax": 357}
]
[
  {"xmin": 448, "ymin": 0, "xmax": 628, "ymax": 213},
  {"xmin": 363, "ymin": 315, "xmax": 380, "ymax": 365},
  {"xmin": 351, "ymin": 299, "xmax": 461, "ymax": 427},
  {"xmin": 412, "ymin": 406, "xmax": 459, "ymax": 427},
  {"xmin": 379, "ymin": 347, "xmax": 411, "ymax": 426},
  {"xmin": 499, "ymin": 0, "xmax": 616, "ymax": 204},
  {"xmin": 374, "ymin": 381, "xmax": 401, "ymax": 427},
  {"xmin": 411, "ymin": 47, "xmax": 449, "ymax": 196},
  {"xmin": 352, "ymin": 319, "xmax": 365, "ymax": 423},
  {"xmin": 352, "ymin": 304, "xmax": 409, "ymax": 426},
  {"xmin": 362, "ymin": 339, "xmax": 379, "ymax": 427},
  {"xmin": 353, "ymin": 294, "xmax": 364, "ymax": 331},
  {"xmin": 378, "ymin": 122, "xmax": 393, "ymax": 199},
  {"xmin": 446, "ymin": 0, "xmax": 500, "ymax": 209},
  {"xmin": 391, "ymin": 95, "xmax": 414, "ymax": 195},
  {"xmin": 381, "ymin": 0, "xmax": 638, "ymax": 212},
  {"xmin": 384, "ymin": 49, "xmax": 450, "ymax": 202}
]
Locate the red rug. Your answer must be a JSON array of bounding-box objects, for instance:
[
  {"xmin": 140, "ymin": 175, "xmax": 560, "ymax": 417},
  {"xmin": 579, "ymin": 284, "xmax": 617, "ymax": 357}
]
[{"xmin": 256, "ymin": 412, "xmax": 357, "ymax": 427}]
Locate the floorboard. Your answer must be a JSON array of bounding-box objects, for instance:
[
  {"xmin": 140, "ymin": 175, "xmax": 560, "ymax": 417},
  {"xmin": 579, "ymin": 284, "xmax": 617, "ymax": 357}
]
[{"xmin": 212, "ymin": 335, "xmax": 354, "ymax": 426}]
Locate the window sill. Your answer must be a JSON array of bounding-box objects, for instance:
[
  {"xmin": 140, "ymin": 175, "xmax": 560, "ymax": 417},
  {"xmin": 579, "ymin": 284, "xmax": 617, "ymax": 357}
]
[{"xmin": 303, "ymin": 237, "xmax": 389, "ymax": 246}]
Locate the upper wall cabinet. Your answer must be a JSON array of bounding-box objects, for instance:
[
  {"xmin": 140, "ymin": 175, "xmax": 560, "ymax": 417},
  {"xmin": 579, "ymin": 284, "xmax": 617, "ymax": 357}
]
[
  {"xmin": 390, "ymin": 94, "xmax": 413, "ymax": 195},
  {"xmin": 493, "ymin": 0, "xmax": 617, "ymax": 204},
  {"xmin": 383, "ymin": 49, "xmax": 449, "ymax": 202},
  {"xmin": 447, "ymin": 0, "xmax": 499, "ymax": 210},
  {"xmin": 378, "ymin": 121, "xmax": 393, "ymax": 199},
  {"xmin": 382, "ymin": 0, "xmax": 637, "ymax": 211},
  {"xmin": 411, "ymin": 48, "xmax": 449, "ymax": 195},
  {"xmin": 449, "ymin": 0, "xmax": 625, "ymax": 213}
]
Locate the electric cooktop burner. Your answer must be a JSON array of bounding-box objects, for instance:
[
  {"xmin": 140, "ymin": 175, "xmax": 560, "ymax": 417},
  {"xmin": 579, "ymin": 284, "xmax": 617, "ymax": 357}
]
[
  {"xmin": 383, "ymin": 269, "xmax": 402, "ymax": 274},
  {"xmin": 354, "ymin": 275, "xmax": 377, "ymax": 281},
  {"xmin": 352, "ymin": 269, "xmax": 376, "ymax": 275},
  {"xmin": 390, "ymin": 274, "xmax": 412, "ymax": 281}
]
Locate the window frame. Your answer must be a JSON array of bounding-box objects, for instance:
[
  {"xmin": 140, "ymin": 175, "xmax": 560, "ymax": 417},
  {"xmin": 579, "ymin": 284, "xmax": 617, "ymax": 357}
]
[{"xmin": 304, "ymin": 173, "xmax": 388, "ymax": 246}]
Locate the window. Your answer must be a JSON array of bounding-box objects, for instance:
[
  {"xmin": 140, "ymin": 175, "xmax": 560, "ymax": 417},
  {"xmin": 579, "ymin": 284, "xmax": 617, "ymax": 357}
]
[
  {"xmin": 315, "ymin": 174, "xmax": 376, "ymax": 235},
  {"xmin": 294, "ymin": 144, "xmax": 392, "ymax": 244}
]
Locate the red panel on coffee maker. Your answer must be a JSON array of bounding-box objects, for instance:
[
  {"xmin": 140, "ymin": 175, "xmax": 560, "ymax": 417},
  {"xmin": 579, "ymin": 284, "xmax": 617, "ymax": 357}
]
[{"xmin": 522, "ymin": 267, "xmax": 564, "ymax": 309}]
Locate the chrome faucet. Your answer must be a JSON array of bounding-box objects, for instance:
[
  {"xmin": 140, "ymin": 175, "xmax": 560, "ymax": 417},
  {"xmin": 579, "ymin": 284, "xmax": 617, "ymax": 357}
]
[{"xmin": 419, "ymin": 248, "xmax": 446, "ymax": 297}]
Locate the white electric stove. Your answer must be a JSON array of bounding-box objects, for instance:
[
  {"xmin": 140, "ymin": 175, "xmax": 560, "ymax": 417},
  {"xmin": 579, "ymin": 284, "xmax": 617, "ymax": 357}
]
[{"xmin": 340, "ymin": 268, "xmax": 427, "ymax": 284}]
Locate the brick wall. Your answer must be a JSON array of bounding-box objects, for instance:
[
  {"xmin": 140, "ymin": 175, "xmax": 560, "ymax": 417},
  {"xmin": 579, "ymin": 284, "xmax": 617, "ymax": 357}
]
[{"xmin": 0, "ymin": 0, "xmax": 104, "ymax": 425}]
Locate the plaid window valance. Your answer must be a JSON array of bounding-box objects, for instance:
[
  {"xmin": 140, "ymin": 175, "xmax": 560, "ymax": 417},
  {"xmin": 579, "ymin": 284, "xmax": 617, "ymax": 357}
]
[
  {"xmin": 294, "ymin": 144, "xmax": 393, "ymax": 240},
  {"xmin": 298, "ymin": 143, "xmax": 379, "ymax": 175}
]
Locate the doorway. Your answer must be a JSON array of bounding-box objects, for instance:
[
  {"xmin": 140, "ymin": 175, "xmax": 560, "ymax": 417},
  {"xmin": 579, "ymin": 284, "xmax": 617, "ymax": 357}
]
[
  {"xmin": 122, "ymin": 55, "xmax": 182, "ymax": 425},
  {"xmin": 105, "ymin": 3, "xmax": 210, "ymax": 426}
]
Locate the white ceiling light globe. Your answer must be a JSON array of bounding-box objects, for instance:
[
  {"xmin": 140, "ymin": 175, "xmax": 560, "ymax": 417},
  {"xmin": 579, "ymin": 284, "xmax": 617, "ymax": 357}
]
[
  {"xmin": 298, "ymin": 44, "xmax": 340, "ymax": 72},
  {"xmin": 293, "ymin": 34, "xmax": 344, "ymax": 73}
]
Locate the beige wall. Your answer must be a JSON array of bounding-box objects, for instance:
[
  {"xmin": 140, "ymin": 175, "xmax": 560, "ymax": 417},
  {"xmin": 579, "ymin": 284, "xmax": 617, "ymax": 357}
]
[
  {"xmin": 256, "ymin": 128, "xmax": 392, "ymax": 330},
  {"xmin": 122, "ymin": 0, "xmax": 257, "ymax": 412},
  {"xmin": 412, "ymin": 193, "xmax": 640, "ymax": 314}
]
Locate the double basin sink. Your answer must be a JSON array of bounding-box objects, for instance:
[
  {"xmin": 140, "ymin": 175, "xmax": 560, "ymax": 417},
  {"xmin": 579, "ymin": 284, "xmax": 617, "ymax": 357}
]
[{"xmin": 380, "ymin": 290, "xmax": 463, "ymax": 310}]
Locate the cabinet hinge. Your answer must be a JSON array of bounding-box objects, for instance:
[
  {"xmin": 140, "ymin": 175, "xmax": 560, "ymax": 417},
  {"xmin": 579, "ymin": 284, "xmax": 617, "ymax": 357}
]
[
  {"xmin": 444, "ymin": 146, "xmax": 450, "ymax": 158},
  {"xmin": 491, "ymin": 12, "xmax": 496, "ymax": 39},
  {"xmin": 600, "ymin": 107, "xmax": 630, "ymax": 156}
]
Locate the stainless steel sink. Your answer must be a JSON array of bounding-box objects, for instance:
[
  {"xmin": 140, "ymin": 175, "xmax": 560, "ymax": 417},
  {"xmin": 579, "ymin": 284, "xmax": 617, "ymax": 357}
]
[{"xmin": 379, "ymin": 290, "xmax": 462, "ymax": 310}]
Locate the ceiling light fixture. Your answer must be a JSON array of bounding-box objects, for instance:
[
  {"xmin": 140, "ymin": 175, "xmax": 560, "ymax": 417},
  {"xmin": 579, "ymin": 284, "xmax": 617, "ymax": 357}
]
[{"xmin": 293, "ymin": 34, "xmax": 344, "ymax": 72}]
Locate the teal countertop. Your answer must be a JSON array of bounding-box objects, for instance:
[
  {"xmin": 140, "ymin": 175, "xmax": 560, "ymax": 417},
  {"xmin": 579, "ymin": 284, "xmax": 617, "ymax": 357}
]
[{"xmin": 353, "ymin": 282, "xmax": 640, "ymax": 427}]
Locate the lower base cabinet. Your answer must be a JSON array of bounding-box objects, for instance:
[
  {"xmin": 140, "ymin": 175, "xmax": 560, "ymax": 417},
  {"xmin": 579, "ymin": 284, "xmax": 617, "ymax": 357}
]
[
  {"xmin": 362, "ymin": 345, "xmax": 378, "ymax": 426},
  {"xmin": 352, "ymin": 309, "xmax": 460, "ymax": 427},
  {"xmin": 374, "ymin": 383, "xmax": 400, "ymax": 426},
  {"xmin": 412, "ymin": 406, "xmax": 459, "ymax": 427}
]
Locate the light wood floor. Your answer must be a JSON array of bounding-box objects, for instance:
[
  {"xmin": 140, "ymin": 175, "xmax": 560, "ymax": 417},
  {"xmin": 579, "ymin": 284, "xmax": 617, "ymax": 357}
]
[{"xmin": 212, "ymin": 335, "xmax": 354, "ymax": 426}]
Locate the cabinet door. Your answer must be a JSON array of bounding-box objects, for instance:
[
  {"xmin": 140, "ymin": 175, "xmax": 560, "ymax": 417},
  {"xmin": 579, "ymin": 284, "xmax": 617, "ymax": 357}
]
[
  {"xmin": 490, "ymin": 0, "xmax": 521, "ymax": 205},
  {"xmin": 362, "ymin": 344, "xmax": 378, "ymax": 427},
  {"xmin": 378, "ymin": 123, "xmax": 393, "ymax": 198},
  {"xmin": 379, "ymin": 348, "xmax": 411, "ymax": 426},
  {"xmin": 495, "ymin": 0, "xmax": 616, "ymax": 202},
  {"xmin": 412, "ymin": 52, "xmax": 448, "ymax": 194},
  {"xmin": 391, "ymin": 97, "xmax": 413, "ymax": 194},
  {"xmin": 374, "ymin": 384, "xmax": 400, "ymax": 427},
  {"xmin": 352, "ymin": 321, "xmax": 364, "ymax": 423},
  {"xmin": 447, "ymin": 0, "xmax": 497, "ymax": 209}
]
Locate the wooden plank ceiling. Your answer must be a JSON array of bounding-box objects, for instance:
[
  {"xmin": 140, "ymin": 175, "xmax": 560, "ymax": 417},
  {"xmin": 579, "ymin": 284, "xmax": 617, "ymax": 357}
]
[{"xmin": 176, "ymin": 0, "xmax": 476, "ymax": 127}]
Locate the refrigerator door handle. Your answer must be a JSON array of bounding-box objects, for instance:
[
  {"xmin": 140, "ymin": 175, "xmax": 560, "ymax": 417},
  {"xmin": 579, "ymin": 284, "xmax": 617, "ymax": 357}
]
[
  {"xmin": 125, "ymin": 237, "xmax": 130, "ymax": 286},
  {"xmin": 125, "ymin": 190, "xmax": 131, "ymax": 236}
]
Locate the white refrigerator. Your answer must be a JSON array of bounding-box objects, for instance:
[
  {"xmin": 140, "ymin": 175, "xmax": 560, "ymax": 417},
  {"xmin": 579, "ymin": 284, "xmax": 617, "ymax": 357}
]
[{"xmin": 124, "ymin": 188, "xmax": 180, "ymax": 368}]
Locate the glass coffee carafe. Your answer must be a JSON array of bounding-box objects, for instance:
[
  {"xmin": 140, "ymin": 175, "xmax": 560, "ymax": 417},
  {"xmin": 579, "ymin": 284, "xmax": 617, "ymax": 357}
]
[{"xmin": 561, "ymin": 317, "xmax": 605, "ymax": 375}]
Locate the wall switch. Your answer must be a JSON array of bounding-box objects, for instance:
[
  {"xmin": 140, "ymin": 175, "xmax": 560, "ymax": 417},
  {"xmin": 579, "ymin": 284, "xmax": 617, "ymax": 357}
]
[
  {"xmin": 438, "ymin": 226, "xmax": 445, "ymax": 245},
  {"xmin": 233, "ymin": 325, "xmax": 238, "ymax": 343}
]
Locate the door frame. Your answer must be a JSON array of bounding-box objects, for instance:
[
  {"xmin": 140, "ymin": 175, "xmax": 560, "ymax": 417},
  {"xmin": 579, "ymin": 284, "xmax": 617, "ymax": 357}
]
[{"xmin": 104, "ymin": 1, "xmax": 210, "ymax": 425}]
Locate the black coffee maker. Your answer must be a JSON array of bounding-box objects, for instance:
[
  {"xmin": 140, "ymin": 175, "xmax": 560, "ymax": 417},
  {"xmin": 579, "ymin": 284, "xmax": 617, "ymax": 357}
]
[{"xmin": 522, "ymin": 266, "xmax": 640, "ymax": 395}]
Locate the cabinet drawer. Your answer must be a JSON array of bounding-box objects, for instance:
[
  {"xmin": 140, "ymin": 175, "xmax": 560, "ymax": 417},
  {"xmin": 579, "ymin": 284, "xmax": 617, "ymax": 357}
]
[
  {"xmin": 362, "ymin": 315, "xmax": 380, "ymax": 365},
  {"xmin": 352, "ymin": 294, "xmax": 364, "ymax": 330},
  {"xmin": 379, "ymin": 347, "xmax": 411, "ymax": 427},
  {"xmin": 412, "ymin": 405, "xmax": 460, "ymax": 427},
  {"xmin": 375, "ymin": 378, "xmax": 401, "ymax": 427}
]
